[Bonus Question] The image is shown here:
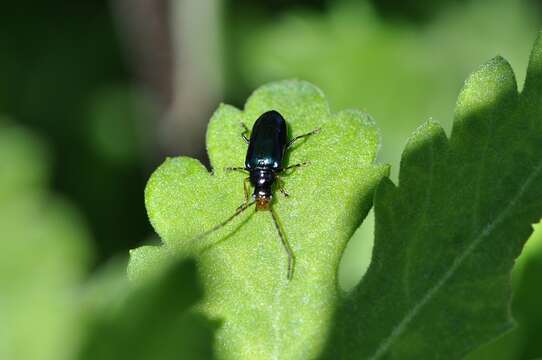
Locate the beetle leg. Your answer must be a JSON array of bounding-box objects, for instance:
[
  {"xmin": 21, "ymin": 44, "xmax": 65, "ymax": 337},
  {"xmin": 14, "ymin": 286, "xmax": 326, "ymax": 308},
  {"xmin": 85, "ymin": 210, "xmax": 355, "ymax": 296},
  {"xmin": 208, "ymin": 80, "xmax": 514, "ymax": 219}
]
[
  {"xmin": 284, "ymin": 161, "xmax": 310, "ymax": 171},
  {"xmin": 276, "ymin": 176, "xmax": 289, "ymax": 197},
  {"xmin": 197, "ymin": 199, "xmax": 256, "ymax": 242},
  {"xmin": 270, "ymin": 208, "xmax": 295, "ymax": 280},
  {"xmin": 225, "ymin": 166, "xmax": 248, "ymax": 173},
  {"xmin": 241, "ymin": 122, "xmax": 250, "ymax": 144},
  {"xmin": 286, "ymin": 127, "xmax": 321, "ymax": 148},
  {"xmin": 243, "ymin": 177, "xmax": 251, "ymax": 204}
]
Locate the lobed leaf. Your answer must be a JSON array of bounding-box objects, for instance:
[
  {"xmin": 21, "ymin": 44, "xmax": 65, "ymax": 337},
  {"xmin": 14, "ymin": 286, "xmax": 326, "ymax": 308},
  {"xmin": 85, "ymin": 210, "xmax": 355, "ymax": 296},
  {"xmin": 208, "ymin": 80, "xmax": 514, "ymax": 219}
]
[
  {"xmin": 128, "ymin": 80, "xmax": 387, "ymax": 359},
  {"xmin": 326, "ymin": 34, "xmax": 542, "ymax": 359}
]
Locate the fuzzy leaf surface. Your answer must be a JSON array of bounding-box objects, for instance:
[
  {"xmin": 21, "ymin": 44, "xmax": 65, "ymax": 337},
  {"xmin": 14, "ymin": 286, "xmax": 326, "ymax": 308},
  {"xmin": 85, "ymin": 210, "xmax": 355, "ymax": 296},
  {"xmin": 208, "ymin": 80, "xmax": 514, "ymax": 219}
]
[
  {"xmin": 128, "ymin": 80, "xmax": 387, "ymax": 359},
  {"xmin": 327, "ymin": 35, "xmax": 542, "ymax": 359}
]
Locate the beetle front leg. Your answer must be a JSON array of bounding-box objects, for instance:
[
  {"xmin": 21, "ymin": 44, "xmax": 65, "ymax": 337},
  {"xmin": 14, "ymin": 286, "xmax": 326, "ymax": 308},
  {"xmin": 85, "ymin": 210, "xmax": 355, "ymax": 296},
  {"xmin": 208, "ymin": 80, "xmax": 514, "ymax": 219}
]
[
  {"xmin": 240, "ymin": 122, "xmax": 250, "ymax": 144},
  {"xmin": 286, "ymin": 127, "xmax": 321, "ymax": 148},
  {"xmin": 284, "ymin": 161, "xmax": 310, "ymax": 171}
]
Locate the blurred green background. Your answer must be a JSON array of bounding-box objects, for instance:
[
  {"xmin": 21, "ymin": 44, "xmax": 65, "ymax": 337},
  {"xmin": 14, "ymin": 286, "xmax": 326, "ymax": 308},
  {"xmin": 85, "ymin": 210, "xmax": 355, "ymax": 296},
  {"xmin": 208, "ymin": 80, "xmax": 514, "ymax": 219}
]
[{"xmin": 1, "ymin": 0, "xmax": 541, "ymax": 358}]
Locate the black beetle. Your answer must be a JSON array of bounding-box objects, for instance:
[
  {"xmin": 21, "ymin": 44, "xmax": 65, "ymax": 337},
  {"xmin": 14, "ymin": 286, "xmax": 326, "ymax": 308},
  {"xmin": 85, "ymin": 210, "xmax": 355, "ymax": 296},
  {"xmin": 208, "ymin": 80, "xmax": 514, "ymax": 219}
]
[{"xmin": 197, "ymin": 110, "xmax": 320, "ymax": 280}]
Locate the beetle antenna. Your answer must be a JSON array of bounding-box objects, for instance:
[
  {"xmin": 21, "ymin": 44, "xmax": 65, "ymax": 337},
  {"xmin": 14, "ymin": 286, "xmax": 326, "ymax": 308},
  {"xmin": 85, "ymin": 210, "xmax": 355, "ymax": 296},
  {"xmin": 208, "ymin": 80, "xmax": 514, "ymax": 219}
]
[
  {"xmin": 270, "ymin": 207, "xmax": 295, "ymax": 280},
  {"xmin": 193, "ymin": 200, "xmax": 256, "ymax": 241}
]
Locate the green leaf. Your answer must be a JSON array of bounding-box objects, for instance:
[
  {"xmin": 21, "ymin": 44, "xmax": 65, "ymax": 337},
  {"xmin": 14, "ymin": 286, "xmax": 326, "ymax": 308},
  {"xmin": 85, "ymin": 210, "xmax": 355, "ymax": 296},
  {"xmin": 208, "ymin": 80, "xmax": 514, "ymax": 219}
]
[
  {"xmin": 87, "ymin": 86, "xmax": 152, "ymax": 165},
  {"xmin": 0, "ymin": 121, "xmax": 50, "ymax": 197},
  {"xmin": 237, "ymin": 0, "xmax": 539, "ymax": 291},
  {"xmin": 128, "ymin": 80, "xmax": 387, "ymax": 359},
  {"xmin": 79, "ymin": 259, "xmax": 216, "ymax": 360},
  {"xmin": 326, "ymin": 35, "xmax": 542, "ymax": 359},
  {"xmin": 507, "ymin": 221, "xmax": 542, "ymax": 359},
  {"xmin": 466, "ymin": 221, "xmax": 542, "ymax": 360}
]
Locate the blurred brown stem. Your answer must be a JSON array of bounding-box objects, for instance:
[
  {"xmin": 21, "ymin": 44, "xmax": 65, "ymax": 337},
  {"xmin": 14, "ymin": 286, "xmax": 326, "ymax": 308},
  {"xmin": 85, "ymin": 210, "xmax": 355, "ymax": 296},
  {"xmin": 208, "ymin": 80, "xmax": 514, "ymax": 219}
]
[
  {"xmin": 112, "ymin": 0, "xmax": 174, "ymax": 109},
  {"xmin": 112, "ymin": 0, "xmax": 223, "ymax": 161}
]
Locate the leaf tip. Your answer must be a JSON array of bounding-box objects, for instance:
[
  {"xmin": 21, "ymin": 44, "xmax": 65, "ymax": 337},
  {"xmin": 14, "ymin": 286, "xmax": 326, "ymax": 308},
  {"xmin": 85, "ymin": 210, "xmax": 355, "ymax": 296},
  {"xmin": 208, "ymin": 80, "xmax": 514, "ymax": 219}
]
[
  {"xmin": 128, "ymin": 245, "xmax": 171, "ymax": 282},
  {"xmin": 456, "ymin": 56, "xmax": 517, "ymax": 121},
  {"xmin": 399, "ymin": 120, "xmax": 447, "ymax": 178},
  {"xmin": 523, "ymin": 31, "xmax": 542, "ymax": 96}
]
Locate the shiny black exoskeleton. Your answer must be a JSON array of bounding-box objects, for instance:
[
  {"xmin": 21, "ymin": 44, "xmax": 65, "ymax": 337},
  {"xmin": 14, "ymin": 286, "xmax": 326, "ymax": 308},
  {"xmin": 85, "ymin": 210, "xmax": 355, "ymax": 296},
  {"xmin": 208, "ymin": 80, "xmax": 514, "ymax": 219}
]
[
  {"xmin": 245, "ymin": 111, "xmax": 288, "ymax": 210},
  {"xmin": 197, "ymin": 110, "xmax": 319, "ymax": 280}
]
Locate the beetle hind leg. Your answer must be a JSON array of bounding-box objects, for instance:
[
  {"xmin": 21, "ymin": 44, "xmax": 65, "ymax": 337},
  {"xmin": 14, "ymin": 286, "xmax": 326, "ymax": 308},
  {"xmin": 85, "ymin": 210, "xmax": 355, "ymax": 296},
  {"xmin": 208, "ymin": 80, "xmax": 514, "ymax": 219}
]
[{"xmin": 270, "ymin": 208, "xmax": 295, "ymax": 280}]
